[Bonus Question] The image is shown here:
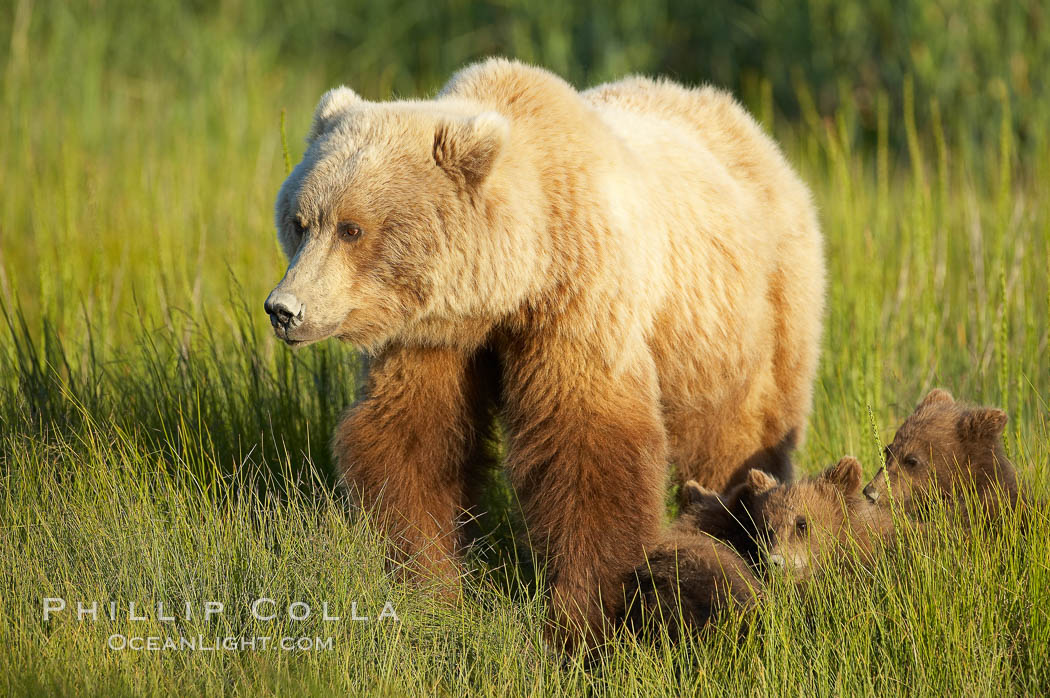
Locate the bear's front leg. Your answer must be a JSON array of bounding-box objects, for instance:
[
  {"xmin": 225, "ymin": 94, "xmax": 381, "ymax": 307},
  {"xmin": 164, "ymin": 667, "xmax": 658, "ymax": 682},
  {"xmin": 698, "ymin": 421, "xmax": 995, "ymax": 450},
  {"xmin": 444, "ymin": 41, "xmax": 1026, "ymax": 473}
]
[
  {"xmin": 501, "ymin": 339, "xmax": 667, "ymax": 648},
  {"xmin": 333, "ymin": 345, "xmax": 496, "ymax": 588}
]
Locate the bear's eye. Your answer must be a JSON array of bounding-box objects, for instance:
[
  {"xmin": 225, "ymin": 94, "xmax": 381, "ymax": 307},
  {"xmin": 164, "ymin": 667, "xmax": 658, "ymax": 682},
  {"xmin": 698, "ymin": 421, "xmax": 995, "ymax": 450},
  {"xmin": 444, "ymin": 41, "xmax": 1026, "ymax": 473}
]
[
  {"xmin": 902, "ymin": 455, "xmax": 921, "ymax": 469},
  {"xmin": 795, "ymin": 517, "xmax": 808, "ymax": 535},
  {"xmin": 338, "ymin": 221, "xmax": 363, "ymax": 240},
  {"xmin": 291, "ymin": 218, "xmax": 306, "ymax": 237}
]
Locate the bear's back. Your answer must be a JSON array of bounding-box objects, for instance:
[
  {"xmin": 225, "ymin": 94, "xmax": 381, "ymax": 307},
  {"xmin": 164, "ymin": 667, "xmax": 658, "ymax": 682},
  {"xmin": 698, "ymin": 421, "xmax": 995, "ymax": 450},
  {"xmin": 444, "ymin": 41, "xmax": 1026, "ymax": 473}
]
[
  {"xmin": 583, "ymin": 76, "xmax": 809, "ymax": 209},
  {"xmin": 441, "ymin": 59, "xmax": 806, "ymax": 208},
  {"xmin": 439, "ymin": 57, "xmax": 603, "ymax": 140}
]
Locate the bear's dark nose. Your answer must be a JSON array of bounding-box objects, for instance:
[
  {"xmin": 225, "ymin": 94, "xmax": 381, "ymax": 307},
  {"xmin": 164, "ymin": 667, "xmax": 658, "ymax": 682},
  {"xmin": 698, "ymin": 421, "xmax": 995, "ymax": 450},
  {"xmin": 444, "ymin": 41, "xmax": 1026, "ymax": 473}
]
[
  {"xmin": 264, "ymin": 290, "xmax": 304, "ymax": 330},
  {"xmin": 862, "ymin": 484, "xmax": 880, "ymax": 504}
]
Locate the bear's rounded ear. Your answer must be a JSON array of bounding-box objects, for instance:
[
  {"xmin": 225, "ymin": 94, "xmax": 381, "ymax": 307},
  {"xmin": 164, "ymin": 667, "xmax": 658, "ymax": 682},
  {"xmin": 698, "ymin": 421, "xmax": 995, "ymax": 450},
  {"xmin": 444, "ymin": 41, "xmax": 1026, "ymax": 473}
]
[
  {"xmin": 821, "ymin": 456, "xmax": 863, "ymax": 495},
  {"xmin": 957, "ymin": 408, "xmax": 1008, "ymax": 443},
  {"xmin": 433, "ymin": 111, "xmax": 509, "ymax": 191},
  {"xmin": 680, "ymin": 479, "xmax": 720, "ymax": 509},
  {"xmin": 745, "ymin": 469, "xmax": 778, "ymax": 495},
  {"xmin": 307, "ymin": 86, "xmax": 362, "ymax": 143},
  {"xmin": 918, "ymin": 388, "xmax": 954, "ymax": 410}
]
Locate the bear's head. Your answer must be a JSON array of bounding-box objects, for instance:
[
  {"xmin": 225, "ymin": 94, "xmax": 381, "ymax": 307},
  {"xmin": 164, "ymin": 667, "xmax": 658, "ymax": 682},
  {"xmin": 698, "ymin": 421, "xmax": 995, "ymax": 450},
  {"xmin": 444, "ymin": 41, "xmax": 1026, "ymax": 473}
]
[
  {"xmin": 676, "ymin": 479, "xmax": 761, "ymax": 562},
  {"xmin": 862, "ymin": 389, "xmax": 1013, "ymax": 516},
  {"xmin": 745, "ymin": 457, "xmax": 877, "ymax": 577},
  {"xmin": 265, "ymin": 87, "xmax": 518, "ymax": 351}
]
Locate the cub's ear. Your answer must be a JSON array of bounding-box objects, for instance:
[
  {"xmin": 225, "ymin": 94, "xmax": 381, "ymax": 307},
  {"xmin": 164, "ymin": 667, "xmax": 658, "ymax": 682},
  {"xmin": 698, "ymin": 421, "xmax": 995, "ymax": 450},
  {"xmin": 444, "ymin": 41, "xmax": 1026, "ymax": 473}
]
[
  {"xmin": 918, "ymin": 388, "xmax": 955, "ymax": 410},
  {"xmin": 307, "ymin": 86, "xmax": 362, "ymax": 143},
  {"xmin": 745, "ymin": 469, "xmax": 778, "ymax": 495},
  {"xmin": 820, "ymin": 456, "xmax": 863, "ymax": 495},
  {"xmin": 680, "ymin": 479, "xmax": 720, "ymax": 509},
  {"xmin": 957, "ymin": 408, "xmax": 1008, "ymax": 443},
  {"xmin": 433, "ymin": 111, "xmax": 509, "ymax": 190}
]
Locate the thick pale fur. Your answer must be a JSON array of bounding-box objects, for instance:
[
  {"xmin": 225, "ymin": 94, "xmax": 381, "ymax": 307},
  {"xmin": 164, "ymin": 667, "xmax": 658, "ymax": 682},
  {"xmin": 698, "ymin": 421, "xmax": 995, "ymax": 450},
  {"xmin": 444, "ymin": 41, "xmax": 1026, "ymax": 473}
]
[{"xmin": 269, "ymin": 58, "xmax": 824, "ymax": 647}]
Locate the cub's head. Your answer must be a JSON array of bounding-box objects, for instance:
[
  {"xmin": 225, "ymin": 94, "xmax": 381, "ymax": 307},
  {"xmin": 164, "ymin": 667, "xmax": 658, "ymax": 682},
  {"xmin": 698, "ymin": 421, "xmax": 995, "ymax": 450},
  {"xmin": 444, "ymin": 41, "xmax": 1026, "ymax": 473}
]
[
  {"xmin": 677, "ymin": 479, "xmax": 761, "ymax": 562},
  {"xmin": 862, "ymin": 389, "xmax": 1010, "ymax": 514},
  {"xmin": 266, "ymin": 87, "xmax": 512, "ymax": 351},
  {"xmin": 746, "ymin": 457, "xmax": 866, "ymax": 577}
]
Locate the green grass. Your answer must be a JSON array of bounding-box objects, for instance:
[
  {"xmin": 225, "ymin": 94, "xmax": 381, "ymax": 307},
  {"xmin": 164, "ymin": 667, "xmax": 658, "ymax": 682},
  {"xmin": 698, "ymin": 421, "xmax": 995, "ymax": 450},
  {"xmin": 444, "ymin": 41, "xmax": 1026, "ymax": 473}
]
[{"xmin": 2, "ymin": 2, "xmax": 1049, "ymax": 696}]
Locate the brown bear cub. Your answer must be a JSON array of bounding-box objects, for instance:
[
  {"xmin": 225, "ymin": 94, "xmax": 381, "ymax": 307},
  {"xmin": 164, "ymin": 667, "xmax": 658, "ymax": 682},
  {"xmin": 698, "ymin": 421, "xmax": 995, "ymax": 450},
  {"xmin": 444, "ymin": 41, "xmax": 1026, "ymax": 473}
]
[
  {"xmin": 862, "ymin": 389, "xmax": 1019, "ymax": 522},
  {"xmin": 621, "ymin": 457, "xmax": 897, "ymax": 638},
  {"xmin": 618, "ymin": 478, "xmax": 767, "ymax": 640},
  {"xmin": 675, "ymin": 479, "xmax": 764, "ymax": 562},
  {"xmin": 619, "ymin": 531, "xmax": 760, "ymax": 641},
  {"xmin": 744, "ymin": 457, "xmax": 895, "ymax": 577}
]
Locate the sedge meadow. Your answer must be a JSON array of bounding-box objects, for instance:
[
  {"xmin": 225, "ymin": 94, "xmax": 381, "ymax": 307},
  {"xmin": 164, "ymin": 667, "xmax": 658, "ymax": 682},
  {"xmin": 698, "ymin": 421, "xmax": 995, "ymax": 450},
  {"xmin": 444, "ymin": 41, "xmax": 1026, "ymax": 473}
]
[{"xmin": 1, "ymin": 2, "xmax": 1048, "ymax": 696}]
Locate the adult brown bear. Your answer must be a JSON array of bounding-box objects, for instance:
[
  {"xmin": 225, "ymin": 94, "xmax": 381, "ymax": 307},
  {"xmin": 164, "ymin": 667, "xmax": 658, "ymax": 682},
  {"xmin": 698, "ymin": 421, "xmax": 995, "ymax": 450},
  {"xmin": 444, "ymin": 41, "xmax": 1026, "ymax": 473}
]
[{"xmin": 264, "ymin": 58, "xmax": 824, "ymax": 646}]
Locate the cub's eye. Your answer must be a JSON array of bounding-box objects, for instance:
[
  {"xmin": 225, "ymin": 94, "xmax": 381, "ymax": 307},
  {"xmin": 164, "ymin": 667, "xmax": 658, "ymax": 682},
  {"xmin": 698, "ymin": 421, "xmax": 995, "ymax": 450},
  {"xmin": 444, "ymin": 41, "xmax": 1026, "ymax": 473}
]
[
  {"xmin": 338, "ymin": 221, "xmax": 363, "ymax": 240},
  {"xmin": 902, "ymin": 455, "xmax": 921, "ymax": 469},
  {"xmin": 795, "ymin": 517, "xmax": 808, "ymax": 535},
  {"xmin": 291, "ymin": 219, "xmax": 306, "ymax": 236}
]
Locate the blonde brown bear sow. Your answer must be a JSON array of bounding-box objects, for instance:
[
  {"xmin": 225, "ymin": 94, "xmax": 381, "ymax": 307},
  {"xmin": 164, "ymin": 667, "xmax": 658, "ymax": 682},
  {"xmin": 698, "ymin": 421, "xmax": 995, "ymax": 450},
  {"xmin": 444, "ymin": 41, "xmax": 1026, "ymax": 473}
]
[{"xmin": 264, "ymin": 59, "xmax": 825, "ymax": 646}]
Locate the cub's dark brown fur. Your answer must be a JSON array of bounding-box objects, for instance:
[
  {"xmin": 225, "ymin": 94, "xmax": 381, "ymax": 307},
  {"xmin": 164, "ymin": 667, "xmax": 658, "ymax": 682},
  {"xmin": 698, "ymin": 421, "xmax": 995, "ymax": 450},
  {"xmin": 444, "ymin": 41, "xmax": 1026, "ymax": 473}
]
[
  {"xmin": 620, "ymin": 531, "xmax": 761, "ymax": 641},
  {"xmin": 676, "ymin": 479, "xmax": 762, "ymax": 563},
  {"xmin": 863, "ymin": 389, "xmax": 1019, "ymax": 521}
]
